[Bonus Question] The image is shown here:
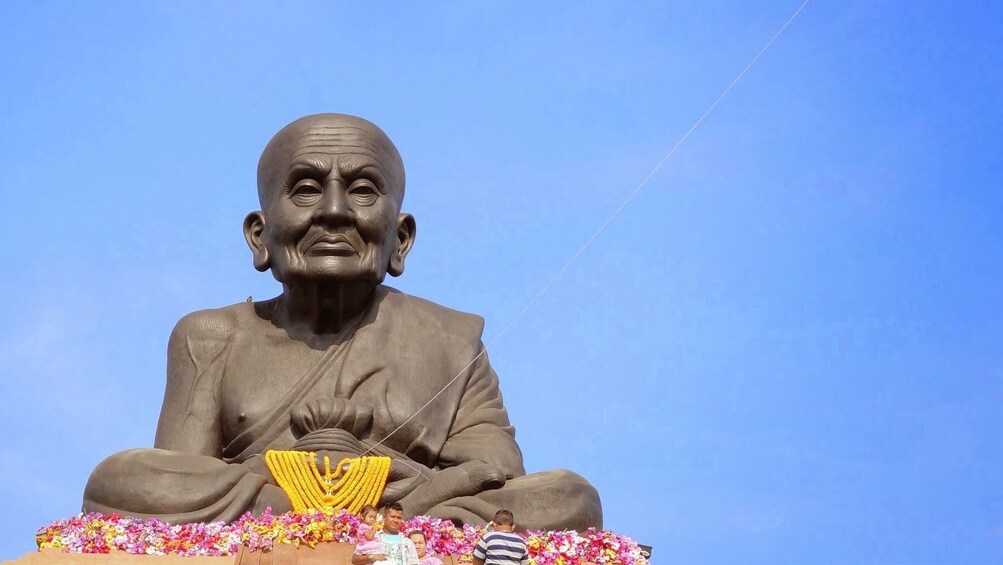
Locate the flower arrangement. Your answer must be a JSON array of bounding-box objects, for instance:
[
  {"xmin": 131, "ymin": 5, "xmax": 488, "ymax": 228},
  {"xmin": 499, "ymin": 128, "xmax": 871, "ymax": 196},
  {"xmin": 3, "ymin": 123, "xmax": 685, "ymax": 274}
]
[{"xmin": 36, "ymin": 511, "xmax": 649, "ymax": 564}]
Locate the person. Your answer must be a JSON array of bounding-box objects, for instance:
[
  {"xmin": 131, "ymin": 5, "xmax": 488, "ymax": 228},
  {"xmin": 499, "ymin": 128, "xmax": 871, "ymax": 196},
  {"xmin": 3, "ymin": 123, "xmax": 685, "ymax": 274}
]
[
  {"xmin": 81, "ymin": 113, "xmax": 602, "ymax": 531},
  {"xmin": 406, "ymin": 530, "xmax": 443, "ymax": 565},
  {"xmin": 354, "ymin": 505, "xmax": 383, "ymax": 558},
  {"xmin": 472, "ymin": 510, "xmax": 528, "ymax": 565},
  {"xmin": 352, "ymin": 503, "xmax": 419, "ymax": 565}
]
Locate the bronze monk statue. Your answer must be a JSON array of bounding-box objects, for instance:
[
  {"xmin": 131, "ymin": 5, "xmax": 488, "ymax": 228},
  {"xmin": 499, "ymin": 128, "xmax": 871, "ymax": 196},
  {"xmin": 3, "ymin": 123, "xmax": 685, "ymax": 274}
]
[{"xmin": 82, "ymin": 113, "xmax": 602, "ymax": 531}]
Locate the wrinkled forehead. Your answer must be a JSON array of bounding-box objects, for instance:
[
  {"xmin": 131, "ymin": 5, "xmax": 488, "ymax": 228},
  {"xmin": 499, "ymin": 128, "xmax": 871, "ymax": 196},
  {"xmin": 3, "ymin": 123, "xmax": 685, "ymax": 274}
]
[{"xmin": 257, "ymin": 115, "xmax": 405, "ymax": 207}]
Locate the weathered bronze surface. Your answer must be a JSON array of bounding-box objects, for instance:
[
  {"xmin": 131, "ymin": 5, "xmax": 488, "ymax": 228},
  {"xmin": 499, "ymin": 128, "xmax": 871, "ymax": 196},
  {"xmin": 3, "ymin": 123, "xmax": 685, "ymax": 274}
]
[{"xmin": 82, "ymin": 114, "xmax": 602, "ymax": 531}]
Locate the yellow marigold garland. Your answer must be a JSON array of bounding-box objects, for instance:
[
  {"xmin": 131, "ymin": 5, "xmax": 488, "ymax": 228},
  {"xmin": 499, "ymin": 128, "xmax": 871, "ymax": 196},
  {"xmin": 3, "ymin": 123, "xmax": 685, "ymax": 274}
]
[{"xmin": 264, "ymin": 450, "xmax": 391, "ymax": 514}]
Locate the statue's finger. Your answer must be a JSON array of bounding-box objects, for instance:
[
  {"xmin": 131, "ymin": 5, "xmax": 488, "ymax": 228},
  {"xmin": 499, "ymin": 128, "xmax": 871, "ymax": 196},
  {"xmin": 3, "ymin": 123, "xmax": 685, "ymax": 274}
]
[
  {"xmin": 288, "ymin": 404, "xmax": 314, "ymax": 436},
  {"xmin": 387, "ymin": 459, "xmax": 423, "ymax": 481},
  {"xmin": 380, "ymin": 475, "xmax": 424, "ymax": 503}
]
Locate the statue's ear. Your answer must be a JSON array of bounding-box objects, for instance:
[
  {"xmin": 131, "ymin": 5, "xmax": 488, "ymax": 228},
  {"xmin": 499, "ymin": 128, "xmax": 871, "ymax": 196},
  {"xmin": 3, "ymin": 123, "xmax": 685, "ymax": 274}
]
[
  {"xmin": 243, "ymin": 211, "xmax": 271, "ymax": 272},
  {"xmin": 387, "ymin": 213, "xmax": 416, "ymax": 277}
]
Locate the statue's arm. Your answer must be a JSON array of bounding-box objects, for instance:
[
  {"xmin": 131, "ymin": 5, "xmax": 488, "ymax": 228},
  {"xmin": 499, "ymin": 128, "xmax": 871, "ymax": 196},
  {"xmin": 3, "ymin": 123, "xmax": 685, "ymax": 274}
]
[
  {"xmin": 438, "ymin": 343, "xmax": 527, "ymax": 478},
  {"xmin": 153, "ymin": 311, "xmax": 229, "ymax": 455},
  {"xmin": 154, "ymin": 310, "xmax": 293, "ymax": 507},
  {"xmin": 85, "ymin": 310, "xmax": 291, "ymax": 521}
]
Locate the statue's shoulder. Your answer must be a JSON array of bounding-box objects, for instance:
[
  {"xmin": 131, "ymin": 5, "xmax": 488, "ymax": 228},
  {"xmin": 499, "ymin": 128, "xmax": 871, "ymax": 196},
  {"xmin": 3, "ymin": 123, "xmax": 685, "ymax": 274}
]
[
  {"xmin": 376, "ymin": 286, "xmax": 485, "ymax": 342},
  {"xmin": 170, "ymin": 302, "xmax": 249, "ymax": 342}
]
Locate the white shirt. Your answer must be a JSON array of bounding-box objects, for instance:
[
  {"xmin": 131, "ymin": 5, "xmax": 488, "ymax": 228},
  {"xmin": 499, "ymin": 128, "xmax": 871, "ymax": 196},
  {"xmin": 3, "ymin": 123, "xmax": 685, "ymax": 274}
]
[{"xmin": 373, "ymin": 531, "xmax": 420, "ymax": 565}]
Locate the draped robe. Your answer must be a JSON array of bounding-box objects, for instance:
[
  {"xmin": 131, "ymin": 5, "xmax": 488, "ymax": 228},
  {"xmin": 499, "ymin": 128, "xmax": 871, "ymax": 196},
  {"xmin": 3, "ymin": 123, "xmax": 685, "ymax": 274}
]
[{"xmin": 83, "ymin": 286, "xmax": 601, "ymax": 531}]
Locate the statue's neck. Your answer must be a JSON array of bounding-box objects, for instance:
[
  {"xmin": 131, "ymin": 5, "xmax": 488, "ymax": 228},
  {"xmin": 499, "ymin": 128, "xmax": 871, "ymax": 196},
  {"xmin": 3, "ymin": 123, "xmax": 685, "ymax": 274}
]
[{"xmin": 278, "ymin": 281, "xmax": 374, "ymax": 336}]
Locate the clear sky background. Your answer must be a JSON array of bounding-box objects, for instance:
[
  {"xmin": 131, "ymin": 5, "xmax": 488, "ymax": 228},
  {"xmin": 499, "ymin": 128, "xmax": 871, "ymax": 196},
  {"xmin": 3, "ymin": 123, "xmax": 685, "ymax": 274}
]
[{"xmin": 1, "ymin": 1, "xmax": 1001, "ymax": 563}]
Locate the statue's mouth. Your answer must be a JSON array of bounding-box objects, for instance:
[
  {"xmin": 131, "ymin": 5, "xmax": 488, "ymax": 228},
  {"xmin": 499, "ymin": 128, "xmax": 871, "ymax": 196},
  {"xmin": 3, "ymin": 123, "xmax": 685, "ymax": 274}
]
[{"xmin": 306, "ymin": 234, "xmax": 357, "ymax": 256}]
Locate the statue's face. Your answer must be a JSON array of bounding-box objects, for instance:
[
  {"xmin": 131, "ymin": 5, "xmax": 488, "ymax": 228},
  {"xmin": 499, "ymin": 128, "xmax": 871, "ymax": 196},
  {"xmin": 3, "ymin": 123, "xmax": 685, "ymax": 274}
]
[{"xmin": 247, "ymin": 115, "xmax": 414, "ymax": 286}]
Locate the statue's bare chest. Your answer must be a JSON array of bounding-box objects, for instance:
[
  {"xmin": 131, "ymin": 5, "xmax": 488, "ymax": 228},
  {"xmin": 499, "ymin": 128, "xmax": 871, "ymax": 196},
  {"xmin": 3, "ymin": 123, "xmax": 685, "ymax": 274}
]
[{"xmin": 219, "ymin": 333, "xmax": 342, "ymax": 442}]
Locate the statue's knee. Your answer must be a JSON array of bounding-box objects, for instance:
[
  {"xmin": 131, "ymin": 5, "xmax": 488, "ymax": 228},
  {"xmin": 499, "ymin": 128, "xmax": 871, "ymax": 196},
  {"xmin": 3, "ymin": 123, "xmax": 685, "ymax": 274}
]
[
  {"xmin": 83, "ymin": 448, "xmax": 157, "ymax": 511},
  {"xmin": 529, "ymin": 468, "xmax": 597, "ymax": 495},
  {"xmin": 560, "ymin": 469, "xmax": 600, "ymax": 497},
  {"xmin": 83, "ymin": 448, "xmax": 224, "ymax": 513},
  {"xmin": 536, "ymin": 469, "xmax": 603, "ymax": 529},
  {"xmin": 547, "ymin": 468, "xmax": 588, "ymax": 485}
]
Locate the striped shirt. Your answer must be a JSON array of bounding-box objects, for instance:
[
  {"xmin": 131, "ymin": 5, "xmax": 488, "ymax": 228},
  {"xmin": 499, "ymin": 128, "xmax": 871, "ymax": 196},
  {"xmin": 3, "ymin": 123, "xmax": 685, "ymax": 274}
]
[{"xmin": 472, "ymin": 531, "xmax": 529, "ymax": 565}]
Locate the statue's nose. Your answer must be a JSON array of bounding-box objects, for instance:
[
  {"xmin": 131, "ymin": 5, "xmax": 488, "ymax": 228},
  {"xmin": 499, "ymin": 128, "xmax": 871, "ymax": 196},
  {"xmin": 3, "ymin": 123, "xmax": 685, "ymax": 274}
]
[{"xmin": 312, "ymin": 187, "xmax": 354, "ymax": 225}]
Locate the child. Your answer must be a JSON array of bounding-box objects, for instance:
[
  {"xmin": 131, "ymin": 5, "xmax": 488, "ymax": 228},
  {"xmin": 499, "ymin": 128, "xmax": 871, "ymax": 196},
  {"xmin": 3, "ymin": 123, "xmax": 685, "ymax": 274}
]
[
  {"xmin": 354, "ymin": 505, "xmax": 383, "ymax": 557},
  {"xmin": 407, "ymin": 530, "xmax": 443, "ymax": 565},
  {"xmin": 472, "ymin": 510, "xmax": 528, "ymax": 565}
]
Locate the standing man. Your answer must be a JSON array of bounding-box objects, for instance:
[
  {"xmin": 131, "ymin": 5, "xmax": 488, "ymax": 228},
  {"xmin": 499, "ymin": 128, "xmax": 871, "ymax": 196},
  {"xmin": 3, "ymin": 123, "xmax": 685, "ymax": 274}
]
[
  {"xmin": 472, "ymin": 510, "xmax": 529, "ymax": 565},
  {"xmin": 353, "ymin": 502, "xmax": 420, "ymax": 565}
]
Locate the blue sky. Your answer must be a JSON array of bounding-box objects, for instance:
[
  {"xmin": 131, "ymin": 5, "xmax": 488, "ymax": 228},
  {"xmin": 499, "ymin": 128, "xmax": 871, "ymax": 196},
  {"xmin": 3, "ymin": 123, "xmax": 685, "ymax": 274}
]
[{"xmin": 1, "ymin": 1, "xmax": 1001, "ymax": 562}]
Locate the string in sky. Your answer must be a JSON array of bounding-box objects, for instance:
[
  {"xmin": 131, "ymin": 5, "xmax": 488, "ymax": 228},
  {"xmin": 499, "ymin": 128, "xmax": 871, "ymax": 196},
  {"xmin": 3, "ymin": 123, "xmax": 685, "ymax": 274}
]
[{"xmin": 362, "ymin": 0, "xmax": 812, "ymax": 458}]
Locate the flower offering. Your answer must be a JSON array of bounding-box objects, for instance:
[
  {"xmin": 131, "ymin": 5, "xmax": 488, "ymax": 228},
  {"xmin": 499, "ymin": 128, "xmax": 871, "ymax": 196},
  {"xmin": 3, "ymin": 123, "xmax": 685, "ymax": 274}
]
[{"xmin": 36, "ymin": 511, "xmax": 649, "ymax": 564}]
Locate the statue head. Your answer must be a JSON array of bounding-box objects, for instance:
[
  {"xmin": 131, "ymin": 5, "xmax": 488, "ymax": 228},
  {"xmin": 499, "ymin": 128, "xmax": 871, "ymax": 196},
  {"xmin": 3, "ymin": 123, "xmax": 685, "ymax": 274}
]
[{"xmin": 243, "ymin": 113, "xmax": 416, "ymax": 287}]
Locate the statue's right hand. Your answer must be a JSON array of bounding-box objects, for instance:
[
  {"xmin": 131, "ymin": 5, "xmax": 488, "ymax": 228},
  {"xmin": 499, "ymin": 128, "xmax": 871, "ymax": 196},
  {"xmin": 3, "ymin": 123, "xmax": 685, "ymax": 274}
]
[
  {"xmin": 378, "ymin": 457, "xmax": 431, "ymax": 503},
  {"xmin": 290, "ymin": 398, "xmax": 374, "ymax": 438},
  {"xmin": 395, "ymin": 460, "xmax": 507, "ymax": 515}
]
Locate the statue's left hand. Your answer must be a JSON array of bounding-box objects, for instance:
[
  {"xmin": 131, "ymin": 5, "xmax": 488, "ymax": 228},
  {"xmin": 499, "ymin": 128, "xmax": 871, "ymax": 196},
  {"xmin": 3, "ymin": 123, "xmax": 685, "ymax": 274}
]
[{"xmin": 291, "ymin": 427, "xmax": 433, "ymax": 503}]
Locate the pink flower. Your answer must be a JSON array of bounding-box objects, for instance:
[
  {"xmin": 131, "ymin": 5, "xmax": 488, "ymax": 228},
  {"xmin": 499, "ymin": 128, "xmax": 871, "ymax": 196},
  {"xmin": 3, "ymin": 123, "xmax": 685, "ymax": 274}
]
[{"xmin": 35, "ymin": 511, "xmax": 649, "ymax": 563}]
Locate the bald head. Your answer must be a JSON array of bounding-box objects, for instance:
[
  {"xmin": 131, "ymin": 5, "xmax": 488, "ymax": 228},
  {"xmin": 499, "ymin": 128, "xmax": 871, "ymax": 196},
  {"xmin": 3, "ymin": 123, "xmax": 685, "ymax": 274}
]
[{"xmin": 256, "ymin": 113, "xmax": 406, "ymax": 210}]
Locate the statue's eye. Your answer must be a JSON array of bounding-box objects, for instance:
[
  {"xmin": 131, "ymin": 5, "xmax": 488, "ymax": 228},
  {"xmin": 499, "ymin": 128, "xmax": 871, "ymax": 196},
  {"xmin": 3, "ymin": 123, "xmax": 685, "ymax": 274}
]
[
  {"xmin": 290, "ymin": 180, "xmax": 323, "ymax": 205},
  {"xmin": 348, "ymin": 180, "xmax": 378, "ymax": 206}
]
